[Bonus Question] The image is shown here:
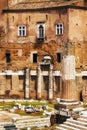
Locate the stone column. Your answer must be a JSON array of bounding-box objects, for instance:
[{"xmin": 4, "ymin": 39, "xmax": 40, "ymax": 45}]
[
  {"xmin": 37, "ymin": 64, "xmax": 42, "ymax": 99},
  {"xmin": 62, "ymin": 55, "xmax": 79, "ymax": 100},
  {"xmin": 25, "ymin": 68, "xmax": 30, "ymax": 99},
  {"xmin": 49, "ymin": 64, "xmax": 53, "ymax": 100},
  {"xmin": 60, "ymin": 76, "xmax": 62, "ymax": 96}
]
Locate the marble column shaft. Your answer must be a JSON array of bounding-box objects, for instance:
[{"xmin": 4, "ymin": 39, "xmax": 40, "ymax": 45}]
[
  {"xmin": 49, "ymin": 65, "xmax": 53, "ymax": 100},
  {"xmin": 25, "ymin": 68, "xmax": 29, "ymax": 99},
  {"xmin": 37, "ymin": 65, "xmax": 42, "ymax": 99}
]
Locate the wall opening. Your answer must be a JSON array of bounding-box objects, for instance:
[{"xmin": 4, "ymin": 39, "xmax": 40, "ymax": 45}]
[
  {"xmin": 80, "ymin": 91, "xmax": 83, "ymax": 101},
  {"xmin": 57, "ymin": 53, "xmax": 61, "ymax": 63},
  {"xmin": 33, "ymin": 53, "xmax": 37, "ymax": 63},
  {"xmin": 6, "ymin": 52, "xmax": 11, "ymax": 63}
]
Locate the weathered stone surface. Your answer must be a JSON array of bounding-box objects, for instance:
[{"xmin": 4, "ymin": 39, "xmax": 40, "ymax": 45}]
[{"xmin": 0, "ymin": 0, "xmax": 86, "ymax": 100}]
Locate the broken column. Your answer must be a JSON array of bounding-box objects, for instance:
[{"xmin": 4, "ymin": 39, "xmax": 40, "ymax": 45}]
[
  {"xmin": 37, "ymin": 64, "xmax": 42, "ymax": 99},
  {"xmin": 25, "ymin": 68, "xmax": 30, "ymax": 99},
  {"xmin": 62, "ymin": 55, "xmax": 79, "ymax": 100},
  {"xmin": 49, "ymin": 64, "xmax": 53, "ymax": 100}
]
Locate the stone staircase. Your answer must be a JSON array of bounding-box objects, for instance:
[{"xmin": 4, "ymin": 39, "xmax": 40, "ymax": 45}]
[
  {"xmin": 56, "ymin": 115, "xmax": 87, "ymax": 130},
  {"xmin": 0, "ymin": 117, "xmax": 50, "ymax": 130},
  {"xmin": 15, "ymin": 116, "xmax": 50, "ymax": 129}
]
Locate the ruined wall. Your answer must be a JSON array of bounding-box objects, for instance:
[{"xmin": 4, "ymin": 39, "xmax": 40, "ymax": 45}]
[
  {"xmin": 0, "ymin": 3, "xmax": 87, "ymax": 100},
  {"xmin": 7, "ymin": 0, "xmax": 86, "ymax": 8},
  {"xmin": 0, "ymin": 8, "xmax": 69, "ymax": 70},
  {"xmin": 68, "ymin": 8, "xmax": 87, "ymax": 42},
  {"xmin": 68, "ymin": 8, "xmax": 87, "ymax": 70},
  {"xmin": 68, "ymin": 8, "xmax": 87, "ymax": 101},
  {"xmin": 0, "ymin": 41, "xmax": 62, "ymax": 99},
  {"xmin": 8, "ymin": 0, "xmax": 23, "ymax": 7},
  {"xmin": 4, "ymin": 9, "xmax": 68, "ymax": 44},
  {"xmin": 0, "ymin": 0, "xmax": 7, "ymax": 42},
  {"xmin": 0, "ymin": 42, "xmax": 62, "ymax": 71},
  {"xmin": 0, "ymin": 0, "xmax": 8, "ymax": 10}
]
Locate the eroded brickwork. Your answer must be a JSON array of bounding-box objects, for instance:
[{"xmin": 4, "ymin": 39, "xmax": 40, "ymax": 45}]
[{"xmin": 0, "ymin": 0, "xmax": 86, "ymax": 101}]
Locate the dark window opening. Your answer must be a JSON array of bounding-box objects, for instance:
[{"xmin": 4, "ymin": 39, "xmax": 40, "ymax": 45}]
[
  {"xmin": 39, "ymin": 25, "xmax": 44, "ymax": 38},
  {"xmin": 57, "ymin": 53, "xmax": 61, "ymax": 63},
  {"xmin": 33, "ymin": 53, "xmax": 37, "ymax": 63},
  {"xmin": 6, "ymin": 53, "xmax": 11, "ymax": 63},
  {"xmin": 80, "ymin": 91, "xmax": 83, "ymax": 102}
]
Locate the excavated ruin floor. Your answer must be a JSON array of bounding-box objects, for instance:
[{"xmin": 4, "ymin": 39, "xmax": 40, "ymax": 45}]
[
  {"xmin": 0, "ymin": 110, "xmax": 52, "ymax": 129},
  {"xmin": 0, "ymin": 111, "xmax": 21, "ymax": 122}
]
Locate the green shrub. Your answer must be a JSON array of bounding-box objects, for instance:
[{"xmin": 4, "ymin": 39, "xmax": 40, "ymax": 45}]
[{"xmin": 83, "ymin": 103, "xmax": 87, "ymax": 108}]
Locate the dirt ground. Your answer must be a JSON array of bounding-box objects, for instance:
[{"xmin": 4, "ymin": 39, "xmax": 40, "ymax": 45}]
[{"xmin": 0, "ymin": 111, "xmax": 20, "ymax": 122}]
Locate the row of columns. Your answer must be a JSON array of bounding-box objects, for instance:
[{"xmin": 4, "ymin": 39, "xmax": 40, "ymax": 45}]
[
  {"xmin": 24, "ymin": 64, "xmax": 54, "ymax": 100},
  {"xmin": 24, "ymin": 55, "xmax": 78, "ymax": 100}
]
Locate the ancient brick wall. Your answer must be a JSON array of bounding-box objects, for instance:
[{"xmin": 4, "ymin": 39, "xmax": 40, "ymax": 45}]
[
  {"xmin": 68, "ymin": 8, "xmax": 87, "ymax": 101},
  {"xmin": 0, "ymin": 1, "xmax": 87, "ymax": 100},
  {"xmin": 0, "ymin": 8, "xmax": 68, "ymax": 70},
  {"xmin": 8, "ymin": 0, "xmax": 23, "ymax": 7},
  {"xmin": 4, "ymin": 9, "xmax": 68, "ymax": 44},
  {"xmin": 68, "ymin": 8, "xmax": 87, "ymax": 42},
  {"xmin": 0, "ymin": 0, "xmax": 8, "ymax": 10}
]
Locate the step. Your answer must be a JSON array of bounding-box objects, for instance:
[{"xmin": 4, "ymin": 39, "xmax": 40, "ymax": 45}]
[
  {"xmin": 56, "ymin": 126, "xmax": 68, "ymax": 130},
  {"xmin": 67, "ymin": 118, "xmax": 87, "ymax": 127},
  {"xmin": 16, "ymin": 122, "xmax": 50, "ymax": 129},
  {"xmin": 64, "ymin": 121, "xmax": 87, "ymax": 130},
  {"xmin": 60, "ymin": 124, "xmax": 80, "ymax": 130},
  {"xmin": 80, "ymin": 115, "xmax": 87, "ymax": 119},
  {"xmin": 78, "ymin": 117, "xmax": 87, "ymax": 123},
  {"xmin": 16, "ymin": 121, "xmax": 50, "ymax": 125},
  {"xmin": 16, "ymin": 118, "xmax": 50, "ymax": 123},
  {"xmin": 0, "ymin": 127, "xmax": 4, "ymax": 129}
]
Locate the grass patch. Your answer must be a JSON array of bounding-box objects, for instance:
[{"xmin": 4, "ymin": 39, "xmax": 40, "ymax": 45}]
[
  {"xmin": 14, "ymin": 109, "xmax": 46, "ymax": 117},
  {"xmin": 83, "ymin": 103, "xmax": 87, "ymax": 108},
  {"xmin": 0, "ymin": 101, "xmax": 16, "ymax": 110},
  {"xmin": 0, "ymin": 100, "xmax": 54, "ymax": 117},
  {"xmin": 21, "ymin": 101, "xmax": 49, "ymax": 107},
  {"xmin": 0, "ymin": 101, "xmax": 54, "ymax": 109}
]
